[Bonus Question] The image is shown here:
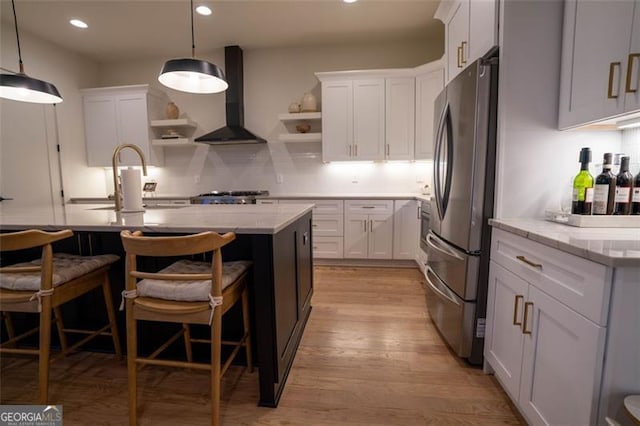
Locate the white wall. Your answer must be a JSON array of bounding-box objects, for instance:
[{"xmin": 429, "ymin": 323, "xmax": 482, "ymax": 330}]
[
  {"xmin": 495, "ymin": 0, "xmax": 623, "ymax": 219},
  {"xmin": 94, "ymin": 40, "xmax": 442, "ymax": 196},
  {"xmin": 0, "ymin": 24, "xmax": 101, "ymax": 206}
]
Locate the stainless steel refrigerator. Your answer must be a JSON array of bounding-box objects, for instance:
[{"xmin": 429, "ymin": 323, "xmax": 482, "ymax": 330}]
[{"xmin": 425, "ymin": 50, "xmax": 498, "ymax": 365}]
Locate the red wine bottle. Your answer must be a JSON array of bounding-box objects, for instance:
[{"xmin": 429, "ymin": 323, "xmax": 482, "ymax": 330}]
[
  {"xmin": 632, "ymin": 170, "xmax": 640, "ymax": 215},
  {"xmin": 593, "ymin": 153, "xmax": 616, "ymax": 215},
  {"xmin": 613, "ymin": 156, "xmax": 633, "ymax": 215}
]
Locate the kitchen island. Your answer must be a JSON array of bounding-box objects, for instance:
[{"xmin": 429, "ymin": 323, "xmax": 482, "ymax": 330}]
[{"xmin": 0, "ymin": 203, "xmax": 314, "ymax": 407}]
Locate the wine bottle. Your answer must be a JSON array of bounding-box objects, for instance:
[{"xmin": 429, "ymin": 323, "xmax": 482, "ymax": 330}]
[
  {"xmin": 613, "ymin": 156, "xmax": 633, "ymax": 215},
  {"xmin": 572, "ymin": 147, "xmax": 594, "ymax": 215},
  {"xmin": 632, "ymin": 170, "xmax": 640, "ymax": 215},
  {"xmin": 593, "ymin": 153, "xmax": 616, "ymax": 215}
]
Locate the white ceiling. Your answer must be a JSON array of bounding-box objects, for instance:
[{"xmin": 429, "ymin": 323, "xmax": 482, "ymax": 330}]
[{"xmin": 0, "ymin": 0, "xmax": 443, "ymax": 63}]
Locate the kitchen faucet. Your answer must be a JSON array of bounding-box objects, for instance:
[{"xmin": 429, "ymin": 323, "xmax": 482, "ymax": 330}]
[{"xmin": 112, "ymin": 144, "xmax": 147, "ymax": 212}]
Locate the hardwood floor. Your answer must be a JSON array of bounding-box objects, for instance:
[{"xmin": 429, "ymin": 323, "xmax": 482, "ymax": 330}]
[{"xmin": 1, "ymin": 266, "xmax": 524, "ymax": 425}]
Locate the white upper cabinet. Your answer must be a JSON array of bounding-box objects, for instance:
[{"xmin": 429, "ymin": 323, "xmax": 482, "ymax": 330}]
[
  {"xmin": 82, "ymin": 85, "xmax": 166, "ymax": 167},
  {"xmin": 353, "ymin": 79, "xmax": 386, "ymax": 161},
  {"xmin": 436, "ymin": 0, "xmax": 497, "ymax": 84},
  {"xmin": 559, "ymin": 0, "xmax": 639, "ymax": 129},
  {"xmin": 414, "ymin": 62, "xmax": 445, "ymax": 160},
  {"xmin": 385, "ymin": 78, "xmax": 415, "ymax": 161}
]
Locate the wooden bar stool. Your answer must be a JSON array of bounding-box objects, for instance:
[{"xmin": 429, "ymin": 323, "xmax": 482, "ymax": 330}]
[
  {"xmin": 0, "ymin": 229, "xmax": 122, "ymax": 403},
  {"xmin": 119, "ymin": 230, "xmax": 253, "ymax": 426}
]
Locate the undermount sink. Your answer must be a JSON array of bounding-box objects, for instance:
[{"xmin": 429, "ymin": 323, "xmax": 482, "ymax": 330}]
[{"xmin": 88, "ymin": 205, "xmax": 188, "ymax": 211}]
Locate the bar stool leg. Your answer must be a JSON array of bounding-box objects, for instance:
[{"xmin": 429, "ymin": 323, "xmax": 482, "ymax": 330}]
[
  {"xmin": 126, "ymin": 304, "xmax": 138, "ymax": 426},
  {"xmin": 38, "ymin": 298, "xmax": 53, "ymax": 404},
  {"xmin": 3, "ymin": 312, "xmax": 16, "ymax": 347},
  {"xmin": 241, "ymin": 287, "xmax": 253, "ymax": 372},
  {"xmin": 101, "ymin": 276, "xmax": 122, "ymax": 358},
  {"xmin": 211, "ymin": 309, "xmax": 222, "ymax": 426},
  {"xmin": 183, "ymin": 324, "xmax": 193, "ymax": 363},
  {"xmin": 52, "ymin": 307, "xmax": 69, "ymax": 356}
]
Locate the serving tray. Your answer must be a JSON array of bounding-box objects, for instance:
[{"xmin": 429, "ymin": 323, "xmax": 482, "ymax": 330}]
[{"xmin": 545, "ymin": 210, "xmax": 640, "ymax": 228}]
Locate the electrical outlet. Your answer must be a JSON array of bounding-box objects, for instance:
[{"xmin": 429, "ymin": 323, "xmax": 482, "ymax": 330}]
[
  {"xmin": 276, "ymin": 174, "xmax": 283, "ymax": 184},
  {"xmin": 193, "ymin": 175, "xmax": 200, "ymax": 184}
]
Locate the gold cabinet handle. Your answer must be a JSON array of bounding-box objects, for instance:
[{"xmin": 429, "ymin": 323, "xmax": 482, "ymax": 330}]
[
  {"xmin": 522, "ymin": 301, "xmax": 534, "ymax": 334},
  {"xmin": 457, "ymin": 45, "xmax": 463, "ymax": 68},
  {"xmin": 516, "ymin": 255, "xmax": 543, "ymax": 269},
  {"xmin": 349, "ymin": 145, "xmax": 352, "ymax": 157},
  {"xmin": 625, "ymin": 53, "xmax": 640, "ymax": 93},
  {"xmin": 460, "ymin": 41, "xmax": 467, "ymax": 65},
  {"xmin": 513, "ymin": 295, "xmax": 524, "ymax": 326},
  {"xmin": 386, "ymin": 144, "xmax": 390, "ymax": 156},
  {"xmin": 608, "ymin": 61, "xmax": 621, "ymax": 99},
  {"xmin": 355, "ymin": 144, "xmax": 358, "ymax": 157}
]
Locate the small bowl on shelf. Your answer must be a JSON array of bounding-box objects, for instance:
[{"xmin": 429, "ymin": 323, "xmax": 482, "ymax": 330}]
[{"xmin": 295, "ymin": 123, "xmax": 311, "ymax": 133}]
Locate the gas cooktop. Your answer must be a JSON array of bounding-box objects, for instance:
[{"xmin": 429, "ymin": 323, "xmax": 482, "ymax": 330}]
[{"xmin": 190, "ymin": 190, "xmax": 269, "ymax": 204}]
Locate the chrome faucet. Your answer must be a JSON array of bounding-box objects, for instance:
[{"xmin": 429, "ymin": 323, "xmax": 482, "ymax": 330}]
[{"xmin": 112, "ymin": 144, "xmax": 148, "ymax": 211}]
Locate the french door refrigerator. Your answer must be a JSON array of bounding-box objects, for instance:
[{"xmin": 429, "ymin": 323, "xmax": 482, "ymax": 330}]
[{"xmin": 425, "ymin": 50, "xmax": 498, "ymax": 365}]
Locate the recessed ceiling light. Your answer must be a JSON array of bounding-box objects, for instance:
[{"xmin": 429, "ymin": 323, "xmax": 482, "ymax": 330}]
[
  {"xmin": 195, "ymin": 5, "xmax": 212, "ymax": 15},
  {"xmin": 343, "ymin": 0, "xmax": 358, "ymax": 3},
  {"xmin": 70, "ymin": 19, "xmax": 88, "ymax": 29}
]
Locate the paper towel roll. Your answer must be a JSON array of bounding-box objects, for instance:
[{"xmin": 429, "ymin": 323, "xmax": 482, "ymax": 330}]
[{"xmin": 121, "ymin": 167, "xmax": 144, "ymax": 212}]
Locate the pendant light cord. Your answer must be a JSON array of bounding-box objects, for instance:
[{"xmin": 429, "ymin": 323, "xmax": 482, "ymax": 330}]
[
  {"xmin": 11, "ymin": 0, "xmax": 25, "ymax": 74},
  {"xmin": 190, "ymin": 0, "xmax": 195, "ymax": 58}
]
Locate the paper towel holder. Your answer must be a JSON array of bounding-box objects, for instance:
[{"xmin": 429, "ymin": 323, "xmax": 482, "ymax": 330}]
[{"xmin": 112, "ymin": 144, "xmax": 148, "ymax": 212}]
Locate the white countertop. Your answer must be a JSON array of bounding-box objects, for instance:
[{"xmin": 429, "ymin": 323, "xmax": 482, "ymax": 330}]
[
  {"xmin": 489, "ymin": 218, "xmax": 640, "ymax": 267},
  {"xmin": 261, "ymin": 193, "xmax": 432, "ymax": 202},
  {"xmin": 0, "ymin": 204, "xmax": 314, "ymax": 235}
]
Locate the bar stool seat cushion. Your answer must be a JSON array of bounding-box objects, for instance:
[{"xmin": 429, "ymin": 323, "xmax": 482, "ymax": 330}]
[
  {"xmin": 137, "ymin": 259, "xmax": 251, "ymax": 302},
  {"xmin": 0, "ymin": 253, "xmax": 119, "ymax": 291}
]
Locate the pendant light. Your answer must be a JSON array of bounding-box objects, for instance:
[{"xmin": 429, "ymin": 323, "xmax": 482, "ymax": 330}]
[
  {"xmin": 0, "ymin": 0, "xmax": 63, "ymax": 104},
  {"xmin": 158, "ymin": 0, "xmax": 228, "ymax": 94}
]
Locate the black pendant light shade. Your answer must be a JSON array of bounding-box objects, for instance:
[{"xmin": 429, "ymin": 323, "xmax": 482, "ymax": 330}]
[
  {"xmin": 158, "ymin": 0, "xmax": 227, "ymax": 94},
  {"xmin": 0, "ymin": 0, "xmax": 62, "ymax": 104},
  {"xmin": 158, "ymin": 58, "xmax": 228, "ymax": 94},
  {"xmin": 0, "ymin": 73, "xmax": 63, "ymax": 104}
]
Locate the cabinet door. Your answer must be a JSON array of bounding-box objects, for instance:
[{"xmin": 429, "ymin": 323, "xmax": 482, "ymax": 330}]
[
  {"xmin": 625, "ymin": 2, "xmax": 640, "ymax": 113},
  {"xmin": 385, "ymin": 78, "xmax": 415, "ymax": 160},
  {"xmin": 321, "ymin": 80, "xmax": 353, "ymax": 161},
  {"xmin": 415, "ymin": 67, "xmax": 444, "ymax": 160},
  {"xmin": 519, "ymin": 285, "xmax": 606, "ymax": 426},
  {"xmin": 392, "ymin": 200, "xmax": 419, "ymax": 260},
  {"xmin": 559, "ymin": 0, "xmax": 635, "ymax": 128},
  {"xmin": 84, "ymin": 95, "xmax": 119, "ymax": 167},
  {"xmin": 368, "ymin": 215, "xmax": 393, "ymax": 259},
  {"xmin": 116, "ymin": 94, "xmax": 152, "ymax": 166},
  {"xmin": 344, "ymin": 214, "xmax": 368, "ymax": 258},
  {"xmin": 468, "ymin": 0, "xmax": 497, "ymax": 61},
  {"xmin": 446, "ymin": 0, "xmax": 470, "ymax": 83},
  {"xmin": 312, "ymin": 236, "xmax": 344, "ymax": 259},
  {"xmin": 484, "ymin": 261, "xmax": 527, "ymax": 401},
  {"xmin": 353, "ymin": 79, "xmax": 385, "ymax": 161},
  {"xmin": 296, "ymin": 218, "xmax": 313, "ymax": 319}
]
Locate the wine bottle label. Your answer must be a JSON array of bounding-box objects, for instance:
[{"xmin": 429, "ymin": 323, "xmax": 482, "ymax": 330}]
[
  {"xmin": 585, "ymin": 187, "xmax": 594, "ymax": 202},
  {"xmin": 593, "ymin": 185, "xmax": 609, "ymax": 214},
  {"xmin": 572, "ymin": 188, "xmax": 580, "ymax": 202},
  {"xmin": 633, "ymin": 188, "xmax": 640, "ymax": 203},
  {"xmin": 615, "ymin": 187, "xmax": 631, "ymax": 203}
]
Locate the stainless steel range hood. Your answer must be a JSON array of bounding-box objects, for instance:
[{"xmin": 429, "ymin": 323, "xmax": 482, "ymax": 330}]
[{"xmin": 195, "ymin": 46, "xmax": 266, "ymax": 145}]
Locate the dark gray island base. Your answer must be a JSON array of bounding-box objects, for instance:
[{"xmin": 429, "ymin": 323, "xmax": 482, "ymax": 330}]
[{"xmin": 0, "ymin": 204, "xmax": 314, "ymax": 407}]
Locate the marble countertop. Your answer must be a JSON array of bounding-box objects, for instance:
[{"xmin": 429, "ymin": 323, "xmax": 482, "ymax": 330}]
[
  {"xmin": 489, "ymin": 218, "xmax": 640, "ymax": 267},
  {"xmin": 0, "ymin": 203, "xmax": 314, "ymax": 235},
  {"xmin": 261, "ymin": 193, "xmax": 432, "ymax": 202}
]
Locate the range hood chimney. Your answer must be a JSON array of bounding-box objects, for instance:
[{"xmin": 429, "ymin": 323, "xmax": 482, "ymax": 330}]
[{"xmin": 195, "ymin": 46, "xmax": 266, "ymax": 144}]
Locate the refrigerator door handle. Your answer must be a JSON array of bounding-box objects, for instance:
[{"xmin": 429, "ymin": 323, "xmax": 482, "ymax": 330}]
[
  {"xmin": 434, "ymin": 103, "xmax": 448, "ymax": 220},
  {"xmin": 424, "ymin": 266, "xmax": 460, "ymax": 306},
  {"xmin": 440, "ymin": 105, "xmax": 453, "ymax": 218},
  {"xmin": 426, "ymin": 232, "xmax": 464, "ymax": 261}
]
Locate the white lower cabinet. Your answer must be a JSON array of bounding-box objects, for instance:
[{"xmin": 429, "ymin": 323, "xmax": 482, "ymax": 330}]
[
  {"xmin": 486, "ymin": 228, "xmax": 609, "ymax": 425},
  {"xmin": 392, "ymin": 199, "xmax": 420, "ymax": 259},
  {"xmin": 344, "ymin": 200, "xmax": 394, "ymax": 259}
]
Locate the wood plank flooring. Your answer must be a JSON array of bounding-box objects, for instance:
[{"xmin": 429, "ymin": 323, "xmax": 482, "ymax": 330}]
[{"xmin": 1, "ymin": 266, "xmax": 524, "ymax": 425}]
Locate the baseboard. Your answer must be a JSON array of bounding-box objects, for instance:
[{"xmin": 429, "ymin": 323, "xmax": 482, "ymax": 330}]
[{"xmin": 314, "ymin": 258, "xmax": 418, "ymax": 268}]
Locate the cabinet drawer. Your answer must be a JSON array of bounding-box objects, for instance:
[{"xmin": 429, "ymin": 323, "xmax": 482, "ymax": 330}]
[
  {"xmin": 345, "ymin": 199, "xmax": 393, "ymax": 215},
  {"xmin": 491, "ymin": 228, "xmax": 611, "ymax": 326},
  {"xmin": 279, "ymin": 199, "xmax": 344, "ymax": 215},
  {"xmin": 313, "ymin": 237, "xmax": 344, "ymax": 259},
  {"xmin": 312, "ymin": 214, "xmax": 343, "ymax": 237}
]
